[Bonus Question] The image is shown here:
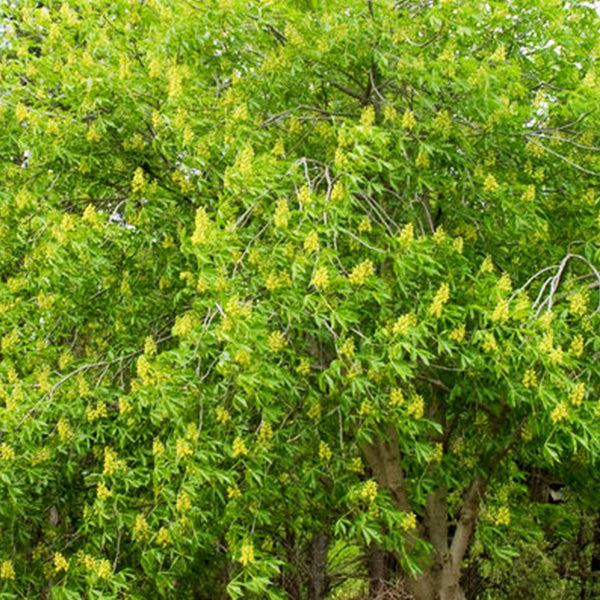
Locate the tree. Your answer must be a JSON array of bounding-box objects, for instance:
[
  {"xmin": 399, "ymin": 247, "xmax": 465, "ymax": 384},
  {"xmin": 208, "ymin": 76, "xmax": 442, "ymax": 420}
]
[{"xmin": 1, "ymin": 1, "xmax": 600, "ymax": 599}]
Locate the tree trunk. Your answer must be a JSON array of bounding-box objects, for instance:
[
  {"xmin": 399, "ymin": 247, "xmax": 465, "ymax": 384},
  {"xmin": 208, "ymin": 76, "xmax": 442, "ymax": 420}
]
[{"xmin": 308, "ymin": 532, "xmax": 329, "ymax": 600}]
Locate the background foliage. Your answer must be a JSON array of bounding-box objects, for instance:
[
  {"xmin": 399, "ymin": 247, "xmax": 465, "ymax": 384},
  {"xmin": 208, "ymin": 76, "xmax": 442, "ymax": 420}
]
[{"xmin": 2, "ymin": 0, "xmax": 600, "ymax": 598}]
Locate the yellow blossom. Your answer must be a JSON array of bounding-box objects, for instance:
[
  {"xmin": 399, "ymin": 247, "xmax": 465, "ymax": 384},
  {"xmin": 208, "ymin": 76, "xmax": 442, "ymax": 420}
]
[
  {"xmin": 54, "ymin": 552, "xmax": 69, "ymax": 573},
  {"xmin": 570, "ymin": 334, "xmax": 584, "ymax": 357},
  {"xmin": 522, "ymin": 369, "xmax": 537, "ymax": 389},
  {"xmin": 257, "ymin": 422, "xmax": 273, "ymax": 443},
  {"xmin": 172, "ymin": 313, "xmax": 194, "ymax": 337},
  {"xmin": 390, "ymin": 388, "xmax": 404, "ymax": 407},
  {"xmin": 267, "ymin": 331, "xmax": 287, "ymax": 352},
  {"xmin": 339, "ymin": 338, "xmax": 355, "ymax": 360},
  {"xmin": 491, "ymin": 505, "xmax": 510, "ymax": 526},
  {"xmin": 319, "ymin": 441, "xmax": 332, "ymax": 462},
  {"xmin": 400, "ymin": 512, "xmax": 417, "ymax": 531},
  {"xmin": 358, "ymin": 216, "xmax": 372, "ymax": 233},
  {"xmin": 298, "ymin": 185, "xmax": 312, "ymax": 205},
  {"xmin": 569, "ymin": 382, "xmax": 585, "ymax": 406},
  {"xmin": 407, "ymin": 395, "xmax": 424, "ymax": 419},
  {"xmin": 176, "ymin": 438, "xmax": 192, "ymax": 459},
  {"xmin": 402, "ymin": 109, "xmax": 416, "ymax": 130},
  {"xmin": 360, "ymin": 480, "xmax": 378, "ymax": 503},
  {"xmin": 134, "ymin": 514, "xmax": 150, "ymax": 542},
  {"xmin": 393, "ymin": 313, "xmax": 417, "ymax": 335},
  {"xmin": 297, "ymin": 358, "xmax": 311, "ymax": 375},
  {"xmin": 311, "ymin": 266, "xmax": 330, "ymax": 289},
  {"xmin": 97, "ymin": 482, "xmax": 112, "ymax": 500},
  {"xmin": 0, "ymin": 560, "xmax": 15, "ymax": 579},
  {"xmin": 490, "ymin": 45, "xmax": 506, "ymax": 62},
  {"xmin": 176, "ymin": 491, "xmax": 192, "ymax": 513},
  {"xmin": 383, "ymin": 104, "xmax": 397, "ymax": 121},
  {"xmin": 232, "ymin": 436, "xmax": 248, "ymax": 457},
  {"xmin": 274, "ymin": 198, "xmax": 289, "ymax": 228},
  {"xmin": 239, "ymin": 542, "xmax": 255, "ymax": 566},
  {"xmin": 103, "ymin": 448, "xmax": 120, "ymax": 475},
  {"xmin": 481, "ymin": 332, "xmax": 498, "ymax": 353},
  {"xmin": 330, "ymin": 181, "xmax": 344, "ymax": 202},
  {"xmin": 191, "ymin": 207, "xmax": 211, "ymax": 245},
  {"xmin": 216, "ymin": 406, "xmax": 231, "ymax": 425},
  {"xmin": 416, "ymin": 149, "xmax": 430, "ymax": 168},
  {"xmin": 496, "ymin": 273, "xmax": 512, "ymax": 293},
  {"xmin": 156, "ymin": 527, "xmax": 170, "ymax": 547},
  {"xmin": 118, "ymin": 397, "xmax": 131, "ymax": 414},
  {"xmin": 398, "ymin": 223, "xmax": 414, "ymax": 246},
  {"xmin": 551, "ymin": 402, "xmax": 568, "ymax": 424},
  {"xmin": 491, "ymin": 299, "xmax": 509, "ymax": 322},
  {"xmin": 449, "ymin": 324, "xmax": 466, "ymax": 342},
  {"xmin": 521, "ymin": 185, "xmax": 535, "ymax": 202},
  {"xmin": 429, "ymin": 283, "xmax": 450, "ymax": 318},
  {"xmin": 131, "ymin": 167, "xmax": 146, "ymax": 193},
  {"xmin": 483, "ymin": 173, "xmax": 499, "ymax": 192},
  {"xmin": 0, "ymin": 444, "xmax": 15, "ymax": 461},
  {"xmin": 569, "ymin": 291, "xmax": 588, "ymax": 316},
  {"xmin": 549, "ymin": 346, "xmax": 563, "ymax": 365},
  {"xmin": 95, "ymin": 559, "xmax": 112, "ymax": 579},
  {"xmin": 144, "ymin": 336, "xmax": 157, "ymax": 356},
  {"xmin": 57, "ymin": 418, "xmax": 72, "ymax": 442},
  {"xmin": 348, "ymin": 457, "xmax": 364, "ymax": 473},
  {"xmin": 304, "ymin": 230, "xmax": 319, "ymax": 253},
  {"xmin": 348, "ymin": 259, "xmax": 374, "ymax": 286}
]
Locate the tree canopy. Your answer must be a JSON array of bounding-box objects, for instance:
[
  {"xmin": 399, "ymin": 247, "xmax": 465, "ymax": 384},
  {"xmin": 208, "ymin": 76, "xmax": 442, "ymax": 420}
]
[{"xmin": 2, "ymin": 1, "xmax": 600, "ymax": 599}]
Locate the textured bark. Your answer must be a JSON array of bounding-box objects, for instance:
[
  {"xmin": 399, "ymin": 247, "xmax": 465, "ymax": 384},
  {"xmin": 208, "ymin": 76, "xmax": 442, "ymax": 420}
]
[
  {"xmin": 368, "ymin": 544, "xmax": 386, "ymax": 596},
  {"xmin": 308, "ymin": 533, "xmax": 329, "ymax": 600}
]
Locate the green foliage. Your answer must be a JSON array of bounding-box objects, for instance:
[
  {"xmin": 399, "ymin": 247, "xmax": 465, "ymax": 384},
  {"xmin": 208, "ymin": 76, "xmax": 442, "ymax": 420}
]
[{"xmin": 1, "ymin": 0, "xmax": 600, "ymax": 598}]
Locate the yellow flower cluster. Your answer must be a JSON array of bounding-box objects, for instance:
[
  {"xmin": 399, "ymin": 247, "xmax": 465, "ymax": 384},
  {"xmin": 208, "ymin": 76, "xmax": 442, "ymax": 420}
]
[
  {"xmin": 551, "ymin": 402, "xmax": 568, "ymax": 424},
  {"xmin": 227, "ymin": 484, "xmax": 242, "ymax": 500},
  {"xmin": 53, "ymin": 552, "xmax": 69, "ymax": 573},
  {"xmin": 274, "ymin": 198, "xmax": 289, "ymax": 228},
  {"xmin": 491, "ymin": 298, "xmax": 509, "ymax": 322},
  {"xmin": 239, "ymin": 542, "xmax": 255, "ymax": 566},
  {"xmin": 480, "ymin": 256, "xmax": 494, "ymax": 274},
  {"xmin": 416, "ymin": 149, "xmax": 430, "ymax": 169},
  {"xmin": 407, "ymin": 395, "xmax": 424, "ymax": 419},
  {"xmin": 103, "ymin": 448, "xmax": 120, "ymax": 475},
  {"xmin": 360, "ymin": 480, "xmax": 378, "ymax": 503},
  {"xmin": 216, "ymin": 406, "xmax": 231, "ymax": 425},
  {"xmin": 521, "ymin": 184, "xmax": 536, "ymax": 202},
  {"xmin": 481, "ymin": 332, "xmax": 498, "ymax": 353},
  {"xmin": 430, "ymin": 443, "xmax": 443, "ymax": 463},
  {"xmin": 152, "ymin": 438, "xmax": 165, "ymax": 456},
  {"xmin": 304, "ymin": 230, "xmax": 319, "ymax": 253},
  {"xmin": 311, "ymin": 266, "xmax": 329, "ymax": 289},
  {"xmin": 267, "ymin": 331, "xmax": 287, "ymax": 352},
  {"xmin": 339, "ymin": 338, "xmax": 355, "ymax": 360},
  {"xmin": 144, "ymin": 336, "xmax": 157, "ymax": 356},
  {"xmin": 483, "ymin": 173, "xmax": 499, "ymax": 192},
  {"xmin": 398, "ymin": 223, "xmax": 414, "ymax": 246},
  {"xmin": 429, "ymin": 283, "xmax": 450, "ymax": 318},
  {"xmin": 172, "ymin": 313, "xmax": 194, "ymax": 337},
  {"xmin": 570, "ymin": 334, "xmax": 584, "ymax": 357},
  {"xmin": 348, "ymin": 457, "xmax": 364, "ymax": 473},
  {"xmin": 449, "ymin": 324, "xmax": 466, "ymax": 342},
  {"xmin": 232, "ymin": 436, "xmax": 248, "ymax": 457},
  {"xmin": 569, "ymin": 382, "xmax": 585, "ymax": 406},
  {"xmin": 176, "ymin": 438, "xmax": 192, "ymax": 459},
  {"xmin": 176, "ymin": 491, "xmax": 192, "ymax": 513},
  {"xmin": 348, "ymin": 259, "xmax": 374, "ymax": 286},
  {"xmin": 319, "ymin": 441, "xmax": 332, "ymax": 462},
  {"xmin": 57, "ymin": 419, "xmax": 73, "ymax": 442},
  {"xmin": 330, "ymin": 181, "xmax": 344, "ymax": 202},
  {"xmin": 433, "ymin": 109, "xmax": 452, "ymax": 136},
  {"xmin": 87, "ymin": 402, "xmax": 108, "ymax": 422},
  {"xmin": 390, "ymin": 388, "xmax": 404, "ymax": 407},
  {"xmin": 383, "ymin": 104, "xmax": 397, "ymax": 122},
  {"xmin": 433, "ymin": 226, "xmax": 446, "ymax": 244},
  {"xmin": 360, "ymin": 105, "xmax": 375, "ymax": 132},
  {"xmin": 401, "ymin": 109, "xmax": 416, "ymax": 130},
  {"xmin": 549, "ymin": 346, "xmax": 563, "ymax": 365},
  {"xmin": 334, "ymin": 147, "xmax": 347, "ymax": 170},
  {"xmin": 191, "ymin": 207, "xmax": 211, "ymax": 245},
  {"xmin": 97, "ymin": 482, "xmax": 112, "ymax": 500},
  {"xmin": 522, "ymin": 369, "xmax": 537, "ymax": 389},
  {"xmin": 131, "ymin": 167, "xmax": 146, "ymax": 193},
  {"xmin": 237, "ymin": 143, "xmax": 254, "ymax": 176},
  {"xmin": 136, "ymin": 355, "xmax": 153, "ymax": 386},
  {"xmin": 358, "ymin": 216, "xmax": 372, "ymax": 233},
  {"xmin": 297, "ymin": 358, "xmax": 311, "ymax": 375},
  {"xmin": 496, "ymin": 273, "xmax": 512, "ymax": 293},
  {"xmin": 157, "ymin": 527, "xmax": 170, "ymax": 547},
  {"xmin": 134, "ymin": 514, "xmax": 150, "ymax": 542},
  {"xmin": 167, "ymin": 63, "xmax": 186, "ymax": 97},
  {"xmin": 257, "ymin": 422, "xmax": 273, "ymax": 444},
  {"xmin": 0, "ymin": 560, "xmax": 15, "ymax": 579},
  {"xmin": 491, "ymin": 505, "xmax": 510, "ymax": 526},
  {"xmin": 393, "ymin": 313, "xmax": 417, "ymax": 335},
  {"xmin": 400, "ymin": 512, "xmax": 417, "ymax": 532},
  {"xmin": 569, "ymin": 291, "xmax": 588, "ymax": 316},
  {"xmin": 298, "ymin": 185, "xmax": 312, "ymax": 205},
  {"xmin": 0, "ymin": 444, "xmax": 15, "ymax": 461}
]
